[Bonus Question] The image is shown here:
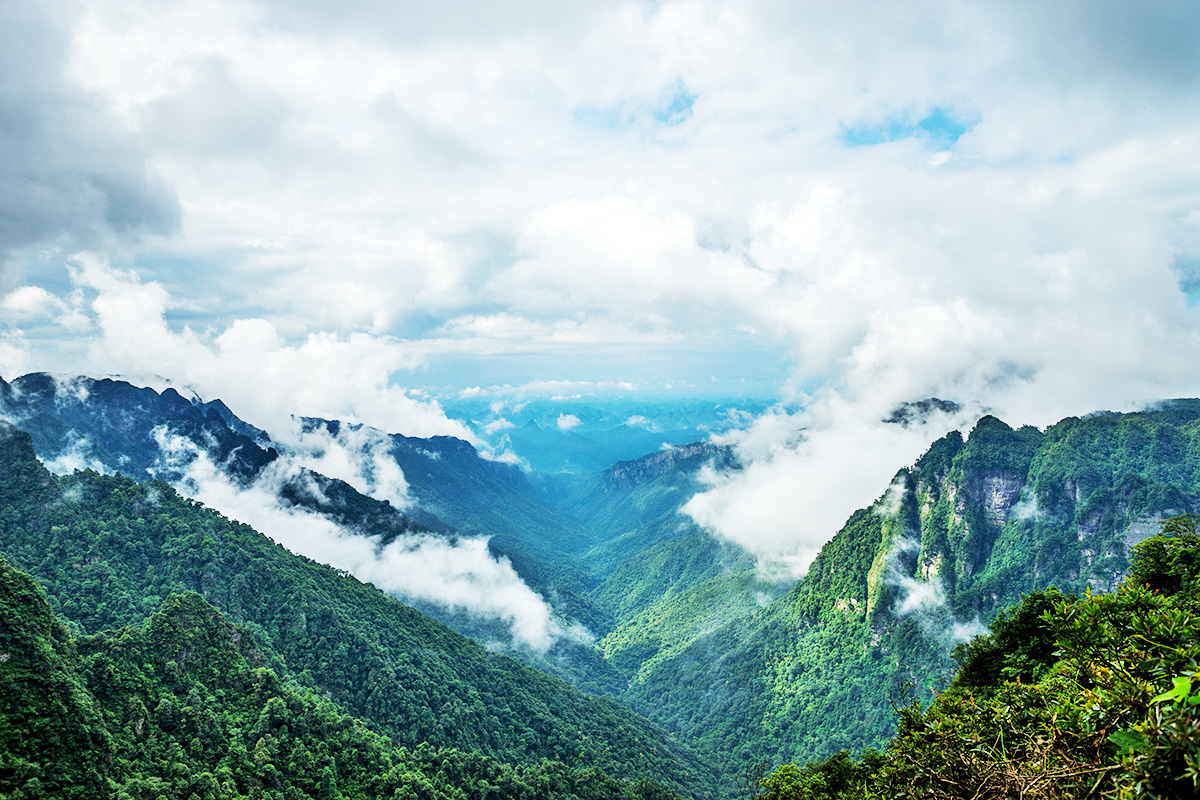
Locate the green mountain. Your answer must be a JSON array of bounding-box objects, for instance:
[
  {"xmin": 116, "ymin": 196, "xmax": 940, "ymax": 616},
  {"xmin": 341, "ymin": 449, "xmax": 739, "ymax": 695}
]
[
  {"xmin": 755, "ymin": 514, "xmax": 1200, "ymax": 800},
  {"xmin": 0, "ymin": 373, "xmax": 435, "ymax": 545},
  {"xmin": 0, "ymin": 422, "xmax": 714, "ymax": 796},
  {"xmin": 0, "ymin": 555, "xmax": 694, "ymax": 800},
  {"xmin": 540, "ymin": 443, "xmax": 786, "ymax": 688},
  {"xmin": 0, "ymin": 374, "xmax": 617, "ymax": 680},
  {"xmin": 8, "ymin": 370, "xmax": 1200, "ymax": 794},
  {"xmin": 608, "ymin": 404, "xmax": 1200, "ymax": 774},
  {"xmin": 298, "ymin": 417, "xmax": 609, "ymax": 639}
]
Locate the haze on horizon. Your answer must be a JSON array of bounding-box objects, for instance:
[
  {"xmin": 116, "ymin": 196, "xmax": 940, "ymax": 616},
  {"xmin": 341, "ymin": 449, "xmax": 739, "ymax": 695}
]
[{"xmin": 3, "ymin": 0, "xmax": 1200, "ymax": 570}]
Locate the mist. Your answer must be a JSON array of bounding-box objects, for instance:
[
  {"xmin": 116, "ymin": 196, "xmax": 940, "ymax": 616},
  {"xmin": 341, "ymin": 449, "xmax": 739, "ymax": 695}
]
[
  {"xmin": 151, "ymin": 426, "xmax": 566, "ymax": 651},
  {"xmin": 684, "ymin": 396, "xmax": 981, "ymax": 577}
]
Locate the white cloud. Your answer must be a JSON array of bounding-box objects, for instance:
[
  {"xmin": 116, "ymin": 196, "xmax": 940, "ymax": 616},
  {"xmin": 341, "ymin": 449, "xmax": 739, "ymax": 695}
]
[
  {"xmin": 40, "ymin": 434, "xmax": 108, "ymax": 475},
  {"xmin": 0, "ymin": 334, "xmax": 32, "ymax": 378},
  {"xmin": 16, "ymin": 255, "xmax": 475, "ymax": 442},
  {"xmin": 556, "ymin": 413, "xmax": 580, "ymax": 431},
  {"xmin": 271, "ymin": 418, "xmax": 412, "ymax": 511},
  {"xmin": 482, "ymin": 418, "xmax": 514, "ymax": 435},
  {"xmin": 884, "ymin": 535, "xmax": 989, "ymax": 646},
  {"xmin": 0, "ymin": 287, "xmax": 67, "ymax": 319},
  {"xmin": 3, "ymin": 0, "xmax": 1200, "ymax": 576},
  {"xmin": 684, "ymin": 397, "xmax": 979, "ymax": 576},
  {"xmin": 151, "ymin": 425, "xmax": 563, "ymax": 650}
]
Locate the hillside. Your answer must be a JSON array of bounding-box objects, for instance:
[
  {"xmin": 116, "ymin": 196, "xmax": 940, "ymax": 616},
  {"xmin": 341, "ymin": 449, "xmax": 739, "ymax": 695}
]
[
  {"xmin": 611, "ymin": 404, "xmax": 1200, "ymax": 772},
  {"xmin": 7, "ymin": 371, "xmax": 1200, "ymax": 791},
  {"xmin": 754, "ymin": 514, "xmax": 1200, "ymax": 799},
  {"xmin": 539, "ymin": 444, "xmax": 787, "ymax": 691},
  {"xmin": 0, "ymin": 422, "xmax": 714, "ymax": 795},
  {"xmin": 0, "ymin": 374, "xmax": 619, "ymax": 673},
  {"xmin": 0, "ymin": 554, "xmax": 692, "ymax": 799}
]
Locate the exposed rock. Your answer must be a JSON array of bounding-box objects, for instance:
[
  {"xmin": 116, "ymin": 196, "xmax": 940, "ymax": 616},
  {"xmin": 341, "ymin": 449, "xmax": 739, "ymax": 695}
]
[
  {"xmin": 974, "ymin": 469, "xmax": 1024, "ymax": 526},
  {"xmin": 603, "ymin": 442, "xmax": 735, "ymax": 490}
]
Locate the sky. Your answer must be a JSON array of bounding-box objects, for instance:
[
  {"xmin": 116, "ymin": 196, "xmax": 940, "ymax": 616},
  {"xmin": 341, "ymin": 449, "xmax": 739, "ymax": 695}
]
[{"xmin": 4, "ymin": 0, "xmax": 1200, "ymax": 574}]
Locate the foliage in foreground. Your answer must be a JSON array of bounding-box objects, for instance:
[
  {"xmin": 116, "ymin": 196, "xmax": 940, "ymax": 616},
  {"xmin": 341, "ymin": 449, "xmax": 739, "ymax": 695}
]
[
  {"xmin": 756, "ymin": 514, "xmax": 1200, "ymax": 800},
  {"xmin": 0, "ymin": 555, "xmax": 683, "ymax": 800}
]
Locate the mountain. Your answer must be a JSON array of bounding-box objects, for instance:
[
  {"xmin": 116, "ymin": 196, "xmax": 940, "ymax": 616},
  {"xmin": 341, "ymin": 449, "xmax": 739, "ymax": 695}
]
[
  {"xmin": 296, "ymin": 417, "xmax": 608, "ymax": 630},
  {"xmin": 612, "ymin": 404, "xmax": 1200, "ymax": 773},
  {"xmin": 8, "ymin": 370, "xmax": 1200, "ymax": 791},
  {"xmin": 0, "ymin": 374, "xmax": 618, "ymax": 665},
  {"xmin": 540, "ymin": 443, "xmax": 789, "ymax": 721},
  {"xmin": 0, "ymin": 423, "xmax": 714, "ymax": 795},
  {"xmin": 0, "ymin": 373, "xmax": 433, "ymax": 546},
  {"xmin": 756, "ymin": 515, "xmax": 1200, "ymax": 800},
  {"xmin": 0, "ymin": 555, "xmax": 694, "ymax": 800}
]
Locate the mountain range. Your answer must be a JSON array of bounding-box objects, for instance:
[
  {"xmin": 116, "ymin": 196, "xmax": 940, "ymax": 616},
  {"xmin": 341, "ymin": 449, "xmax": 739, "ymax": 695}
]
[{"xmin": 2, "ymin": 372, "xmax": 1198, "ymax": 796}]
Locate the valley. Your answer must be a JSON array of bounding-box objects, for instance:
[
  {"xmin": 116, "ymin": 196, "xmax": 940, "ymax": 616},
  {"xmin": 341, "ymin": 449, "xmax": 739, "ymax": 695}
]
[{"xmin": 2, "ymin": 373, "xmax": 1199, "ymax": 797}]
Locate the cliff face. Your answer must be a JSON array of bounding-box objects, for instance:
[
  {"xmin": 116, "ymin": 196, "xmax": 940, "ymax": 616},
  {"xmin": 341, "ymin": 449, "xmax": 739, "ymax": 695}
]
[
  {"xmin": 623, "ymin": 403, "xmax": 1200, "ymax": 773},
  {"xmin": 857, "ymin": 411, "xmax": 1200, "ymax": 631}
]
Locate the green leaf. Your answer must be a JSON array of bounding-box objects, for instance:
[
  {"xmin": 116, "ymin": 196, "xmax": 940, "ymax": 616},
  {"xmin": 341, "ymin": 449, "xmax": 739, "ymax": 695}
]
[
  {"xmin": 1108, "ymin": 730, "xmax": 1147, "ymax": 755},
  {"xmin": 1150, "ymin": 675, "xmax": 1193, "ymax": 705}
]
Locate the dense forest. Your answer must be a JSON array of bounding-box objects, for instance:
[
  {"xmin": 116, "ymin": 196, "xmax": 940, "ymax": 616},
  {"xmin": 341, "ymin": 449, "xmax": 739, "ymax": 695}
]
[
  {"xmin": 0, "ymin": 556, "xmax": 686, "ymax": 800},
  {"xmin": 4, "ymin": 375, "xmax": 1200, "ymax": 797},
  {"xmin": 0, "ymin": 421, "xmax": 711, "ymax": 797},
  {"xmin": 602, "ymin": 405, "xmax": 1200, "ymax": 771},
  {"xmin": 754, "ymin": 513, "xmax": 1200, "ymax": 799}
]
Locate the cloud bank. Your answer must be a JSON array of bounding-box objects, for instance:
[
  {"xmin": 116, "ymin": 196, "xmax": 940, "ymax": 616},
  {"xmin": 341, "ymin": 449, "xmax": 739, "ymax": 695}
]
[
  {"xmin": 2, "ymin": 0, "xmax": 1200, "ymax": 573},
  {"xmin": 152, "ymin": 426, "xmax": 563, "ymax": 650}
]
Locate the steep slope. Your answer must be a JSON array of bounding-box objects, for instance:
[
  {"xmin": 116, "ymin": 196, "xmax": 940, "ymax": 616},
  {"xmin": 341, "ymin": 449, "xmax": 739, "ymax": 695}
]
[
  {"xmin": 0, "ymin": 556, "xmax": 109, "ymax": 798},
  {"xmin": 757, "ymin": 517, "xmax": 1200, "ymax": 800},
  {"xmin": 0, "ymin": 556, "xmax": 690, "ymax": 800},
  {"xmin": 0, "ymin": 423, "xmax": 714, "ymax": 794},
  {"xmin": 617, "ymin": 405, "xmax": 1200, "ymax": 773},
  {"xmin": 0, "ymin": 374, "xmax": 619, "ymax": 666}
]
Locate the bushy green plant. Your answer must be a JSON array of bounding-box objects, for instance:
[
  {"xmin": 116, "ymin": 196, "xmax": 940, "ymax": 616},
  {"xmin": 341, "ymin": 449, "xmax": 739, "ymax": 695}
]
[{"xmin": 754, "ymin": 514, "xmax": 1200, "ymax": 800}]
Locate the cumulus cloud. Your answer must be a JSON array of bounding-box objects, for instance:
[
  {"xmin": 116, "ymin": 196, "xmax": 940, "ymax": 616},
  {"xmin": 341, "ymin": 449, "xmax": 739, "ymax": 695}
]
[
  {"xmin": 684, "ymin": 397, "xmax": 979, "ymax": 576},
  {"xmin": 482, "ymin": 418, "xmax": 514, "ymax": 435},
  {"xmin": 8, "ymin": 255, "xmax": 474, "ymax": 442},
  {"xmin": 0, "ymin": 1, "xmax": 178, "ymax": 267},
  {"xmin": 555, "ymin": 413, "xmax": 580, "ymax": 431},
  {"xmin": 151, "ymin": 426, "xmax": 564, "ymax": 650},
  {"xmin": 4, "ymin": 0, "xmax": 1200, "ymax": 575}
]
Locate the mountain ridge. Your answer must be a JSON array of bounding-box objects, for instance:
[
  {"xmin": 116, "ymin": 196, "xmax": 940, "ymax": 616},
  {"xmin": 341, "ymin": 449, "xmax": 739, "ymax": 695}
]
[{"xmin": 0, "ymin": 421, "xmax": 715, "ymax": 794}]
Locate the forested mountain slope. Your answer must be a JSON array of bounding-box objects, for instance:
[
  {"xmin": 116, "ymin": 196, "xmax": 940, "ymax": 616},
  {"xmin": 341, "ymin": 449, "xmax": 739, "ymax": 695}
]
[
  {"xmin": 0, "ymin": 374, "xmax": 615, "ymax": 658},
  {"xmin": 0, "ymin": 556, "xmax": 693, "ymax": 800},
  {"xmin": 541, "ymin": 444, "xmax": 787, "ymax": 692},
  {"xmin": 0, "ymin": 423, "xmax": 713, "ymax": 795},
  {"xmin": 756, "ymin": 514, "xmax": 1200, "ymax": 800},
  {"xmin": 616, "ymin": 404, "xmax": 1200, "ymax": 774},
  {"xmin": 8, "ymin": 369, "xmax": 1200, "ymax": 793}
]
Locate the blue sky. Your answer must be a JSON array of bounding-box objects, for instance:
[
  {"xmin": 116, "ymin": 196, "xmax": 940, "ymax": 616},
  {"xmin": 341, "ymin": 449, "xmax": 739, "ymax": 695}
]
[
  {"xmin": 840, "ymin": 107, "xmax": 975, "ymax": 148},
  {"xmin": 4, "ymin": 0, "xmax": 1200, "ymax": 570}
]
